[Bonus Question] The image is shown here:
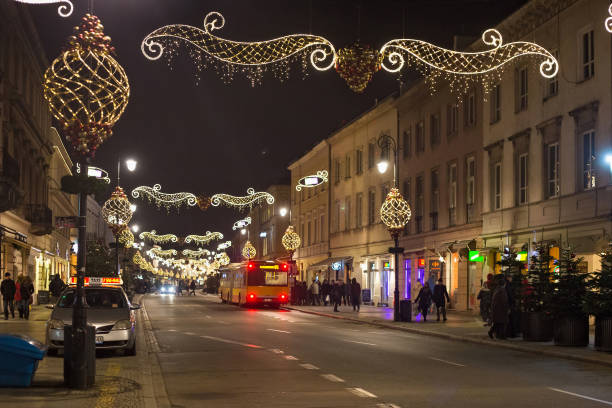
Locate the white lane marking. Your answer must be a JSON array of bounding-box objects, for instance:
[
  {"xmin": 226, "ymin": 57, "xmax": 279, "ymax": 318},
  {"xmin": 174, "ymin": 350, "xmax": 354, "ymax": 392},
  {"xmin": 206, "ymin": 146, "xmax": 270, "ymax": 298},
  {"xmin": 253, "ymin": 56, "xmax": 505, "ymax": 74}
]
[
  {"xmin": 184, "ymin": 332, "xmax": 195, "ymax": 335},
  {"xmin": 200, "ymin": 335, "xmax": 262, "ymax": 349},
  {"xmin": 205, "ymin": 315, "xmax": 211, "ymax": 319},
  {"xmin": 300, "ymin": 363, "xmax": 319, "ymax": 370},
  {"xmin": 321, "ymin": 374, "xmax": 345, "ymax": 383},
  {"xmin": 347, "ymin": 387, "xmax": 377, "ymax": 398},
  {"xmin": 377, "ymin": 404, "xmax": 401, "ymax": 408},
  {"xmin": 548, "ymin": 387, "xmax": 612, "ymax": 406},
  {"xmin": 269, "ymin": 348, "xmax": 284, "ymax": 354},
  {"xmin": 284, "ymin": 355, "xmax": 298, "ymax": 360},
  {"xmin": 343, "ymin": 340, "xmax": 377, "ymax": 346},
  {"xmin": 167, "ymin": 329, "xmax": 177, "ymax": 332},
  {"xmin": 267, "ymin": 329, "xmax": 291, "ymax": 334},
  {"xmin": 428, "ymin": 357, "xmax": 465, "ymax": 367}
]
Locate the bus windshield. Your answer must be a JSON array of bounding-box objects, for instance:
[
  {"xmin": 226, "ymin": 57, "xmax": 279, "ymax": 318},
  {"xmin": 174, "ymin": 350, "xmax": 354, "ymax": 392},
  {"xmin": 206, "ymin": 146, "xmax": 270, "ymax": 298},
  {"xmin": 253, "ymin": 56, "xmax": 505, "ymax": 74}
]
[{"xmin": 247, "ymin": 269, "xmax": 288, "ymax": 286}]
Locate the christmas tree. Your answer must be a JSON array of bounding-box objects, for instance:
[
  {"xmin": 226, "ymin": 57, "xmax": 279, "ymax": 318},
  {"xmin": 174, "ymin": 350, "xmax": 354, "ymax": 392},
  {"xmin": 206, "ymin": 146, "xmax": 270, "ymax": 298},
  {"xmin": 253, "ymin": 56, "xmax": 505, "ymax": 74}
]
[
  {"xmin": 499, "ymin": 247, "xmax": 525, "ymax": 310},
  {"xmin": 585, "ymin": 244, "xmax": 612, "ymax": 317},
  {"xmin": 523, "ymin": 243, "xmax": 554, "ymax": 313},
  {"xmin": 550, "ymin": 247, "xmax": 587, "ymax": 318}
]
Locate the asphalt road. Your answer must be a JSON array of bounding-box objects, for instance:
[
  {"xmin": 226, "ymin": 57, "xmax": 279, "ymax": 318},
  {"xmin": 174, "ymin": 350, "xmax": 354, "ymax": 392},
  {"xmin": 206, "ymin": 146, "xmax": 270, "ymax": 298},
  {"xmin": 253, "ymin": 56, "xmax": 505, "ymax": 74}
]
[{"xmin": 145, "ymin": 293, "xmax": 612, "ymax": 408}]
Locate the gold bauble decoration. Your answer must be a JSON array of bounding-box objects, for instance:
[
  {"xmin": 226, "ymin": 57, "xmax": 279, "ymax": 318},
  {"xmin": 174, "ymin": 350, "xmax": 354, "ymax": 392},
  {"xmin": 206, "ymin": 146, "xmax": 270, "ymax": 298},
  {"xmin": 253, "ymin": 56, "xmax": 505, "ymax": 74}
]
[
  {"xmin": 43, "ymin": 14, "xmax": 130, "ymax": 157},
  {"xmin": 118, "ymin": 228, "xmax": 134, "ymax": 248},
  {"xmin": 242, "ymin": 240, "xmax": 256, "ymax": 260},
  {"xmin": 218, "ymin": 252, "xmax": 230, "ymax": 266},
  {"xmin": 335, "ymin": 41, "xmax": 382, "ymax": 93},
  {"xmin": 101, "ymin": 186, "xmax": 133, "ymax": 235},
  {"xmin": 380, "ymin": 188, "xmax": 411, "ymax": 235},
  {"xmin": 282, "ymin": 225, "xmax": 301, "ymax": 252}
]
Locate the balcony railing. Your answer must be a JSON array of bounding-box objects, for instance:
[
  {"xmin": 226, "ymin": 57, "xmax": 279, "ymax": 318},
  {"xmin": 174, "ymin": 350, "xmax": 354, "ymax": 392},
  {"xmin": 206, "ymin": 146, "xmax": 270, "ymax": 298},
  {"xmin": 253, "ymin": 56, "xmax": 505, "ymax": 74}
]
[
  {"xmin": 0, "ymin": 154, "xmax": 24, "ymax": 212},
  {"xmin": 25, "ymin": 204, "xmax": 53, "ymax": 235}
]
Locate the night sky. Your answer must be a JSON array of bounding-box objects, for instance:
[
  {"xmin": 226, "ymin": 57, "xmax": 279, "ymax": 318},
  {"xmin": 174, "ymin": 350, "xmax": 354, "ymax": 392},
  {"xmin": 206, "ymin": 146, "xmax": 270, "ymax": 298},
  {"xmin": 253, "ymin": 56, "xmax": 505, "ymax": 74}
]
[{"xmin": 28, "ymin": 0, "xmax": 526, "ymax": 242}]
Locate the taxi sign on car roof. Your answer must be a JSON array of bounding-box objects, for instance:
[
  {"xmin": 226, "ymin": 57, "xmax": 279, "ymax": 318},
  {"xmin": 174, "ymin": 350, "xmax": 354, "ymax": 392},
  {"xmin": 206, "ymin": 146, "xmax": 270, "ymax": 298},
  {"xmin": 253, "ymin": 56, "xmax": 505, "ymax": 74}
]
[{"xmin": 69, "ymin": 277, "xmax": 123, "ymax": 287}]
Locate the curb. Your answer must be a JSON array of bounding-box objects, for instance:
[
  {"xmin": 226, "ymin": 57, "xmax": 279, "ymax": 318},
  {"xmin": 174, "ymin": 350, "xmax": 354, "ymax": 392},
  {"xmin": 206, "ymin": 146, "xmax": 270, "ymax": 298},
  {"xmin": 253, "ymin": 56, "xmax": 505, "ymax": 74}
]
[{"xmin": 284, "ymin": 306, "xmax": 612, "ymax": 369}]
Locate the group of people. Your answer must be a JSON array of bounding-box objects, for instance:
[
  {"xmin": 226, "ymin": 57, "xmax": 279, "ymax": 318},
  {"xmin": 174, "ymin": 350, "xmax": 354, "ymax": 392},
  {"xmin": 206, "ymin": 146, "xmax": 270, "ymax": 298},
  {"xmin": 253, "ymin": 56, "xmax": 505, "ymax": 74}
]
[
  {"xmin": 414, "ymin": 278, "xmax": 451, "ymax": 322},
  {"xmin": 176, "ymin": 280, "xmax": 197, "ymax": 296},
  {"xmin": 477, "ymin": 273, "xmax": 516, "ymax": 339},
  {"xmin": 1, "ymin": 272, "xmax": 34, "ymax": 320},
  {"xmin": 291, "ymin": 278, "xmax": 362, "ymax": 312}
]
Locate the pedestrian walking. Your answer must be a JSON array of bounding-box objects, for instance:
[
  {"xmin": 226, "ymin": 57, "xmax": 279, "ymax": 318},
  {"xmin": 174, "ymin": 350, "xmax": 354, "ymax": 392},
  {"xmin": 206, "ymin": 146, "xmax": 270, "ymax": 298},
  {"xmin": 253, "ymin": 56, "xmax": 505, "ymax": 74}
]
[
  {"xmin": 414, "ymin": 282, "xmax": 433, "ymax": 322},
  {"xmin": 505, "ymin": 275, "xmax": 517, "ymax": 338},
  {"xmin": 321, "ymin": 279, "xmax": 331, "ymax": 306},
  {"xmin": 350, "ymin": 278, "xmax": 361, "ymax": 312},
  {"xmin": 1, "ymin": 272, "xmax": 16, "ymax": 320},
  {"xmin": 19, "ymin": 275, "xmax": 34, "ymax": 320},
  {"xmin": 432, "ymin": 278, "xmax": 450, "ymax": 321},
  {"xmin": 477, "ymin": 282, "xmax": 492, "ymax": 326},
  {"xmin": 332, "ymin": 281, "xmax": 342, "ymax": 312},
  {"xmin": 309, "ymin": 279, "xmax": 320, "ymax": 305},
  {"xmin": 488, "ymin": 276, "xmax": 509, "ymax": 339},
  {"xmin": 189, "ymin": 280, "xmax": 196, "ymax": 296}
]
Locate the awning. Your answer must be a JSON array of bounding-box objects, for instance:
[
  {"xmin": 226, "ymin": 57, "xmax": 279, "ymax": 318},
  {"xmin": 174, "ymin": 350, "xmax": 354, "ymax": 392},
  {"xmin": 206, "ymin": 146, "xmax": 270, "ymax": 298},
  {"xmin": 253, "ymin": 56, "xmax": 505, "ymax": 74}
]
[{"xmin": 307, "ymin": 256, "xmax": 353, "ymax": 271}]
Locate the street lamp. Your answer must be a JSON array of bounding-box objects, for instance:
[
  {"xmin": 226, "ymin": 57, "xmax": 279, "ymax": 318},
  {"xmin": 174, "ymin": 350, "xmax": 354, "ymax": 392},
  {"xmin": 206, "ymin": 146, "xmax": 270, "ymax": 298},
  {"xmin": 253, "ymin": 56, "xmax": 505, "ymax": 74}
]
[
  {"xmin": 125, "ymin": 158, "xmax": 137, "ymax": 172},
  {"xmin": 131, "ymin": 224, "xmax": 140, "ymax": 233},
  {"xmin": 376, "ymin": 133, "xmax": 411, "ymax": 322},
  {"xmin": 130, "ymin": 204, "xmax": 137, "ymax": 213},
  {"xmin": 279, "ymin": 207, "xmax": 288, "ymax": 217}
]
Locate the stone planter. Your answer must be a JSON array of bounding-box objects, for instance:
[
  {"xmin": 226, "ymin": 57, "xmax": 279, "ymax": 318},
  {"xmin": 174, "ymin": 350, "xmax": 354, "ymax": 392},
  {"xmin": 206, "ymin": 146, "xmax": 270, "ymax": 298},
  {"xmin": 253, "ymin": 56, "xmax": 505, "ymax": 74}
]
[
  {"xmin": 522, "ymin": 311, "xmax": 553, "ymax": 342},
  {"xmin": 553, "ymin": 314, "xmax": 589, "ymax": 347},
  {"xmin": 595, "ymin": 316, "xmax": 612, "ymax": 352}
]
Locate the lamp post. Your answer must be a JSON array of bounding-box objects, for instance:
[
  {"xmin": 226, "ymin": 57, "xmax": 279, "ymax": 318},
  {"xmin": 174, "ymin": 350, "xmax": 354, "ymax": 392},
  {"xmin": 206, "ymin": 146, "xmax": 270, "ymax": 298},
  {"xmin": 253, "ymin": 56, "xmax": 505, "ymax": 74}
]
[{"xmin": 377, "ymin": 134, "xmax": 411, "ymax": 322}]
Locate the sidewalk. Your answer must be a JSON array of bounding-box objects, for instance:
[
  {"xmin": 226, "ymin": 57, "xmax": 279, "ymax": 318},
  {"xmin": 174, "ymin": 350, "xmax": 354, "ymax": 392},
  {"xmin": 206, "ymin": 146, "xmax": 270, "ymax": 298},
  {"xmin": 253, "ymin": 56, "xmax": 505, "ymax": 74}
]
[{"xmin": 285, "ymin": 303, "xmax": 612, "ymax": 368}]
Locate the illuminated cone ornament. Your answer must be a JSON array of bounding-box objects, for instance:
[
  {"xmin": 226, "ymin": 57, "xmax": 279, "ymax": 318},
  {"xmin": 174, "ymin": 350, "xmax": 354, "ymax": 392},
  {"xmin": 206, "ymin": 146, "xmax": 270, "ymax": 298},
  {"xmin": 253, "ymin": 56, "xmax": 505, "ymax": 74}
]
[
  {"xmin": 380, "ymin": 188, "xmax": 411, "ymax": 237},
  {"xmin": 335, "ymin": 42, "xmax": 382, "ymax": 93},
  {"xmin": 43, "ymin": 14, "xmax": 129, "ymax": 157},
  {"xmin": 101, "ymin": 187, "xmax": 133, "ymax": 235},
  {"xmin": 242, "ymin": 240, "xmax": 256, "ymax": 260}
]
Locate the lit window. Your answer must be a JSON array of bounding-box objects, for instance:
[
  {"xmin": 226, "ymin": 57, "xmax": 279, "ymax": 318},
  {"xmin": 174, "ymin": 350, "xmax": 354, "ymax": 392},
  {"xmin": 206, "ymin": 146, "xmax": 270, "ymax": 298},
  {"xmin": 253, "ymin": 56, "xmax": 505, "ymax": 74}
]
[
  {"xmin": 581, "ymin": 30, "xmax": 595, "ymax": 81},
  {"xmin": 494, "ymin": 162, "xmax": 502, "ymax": 210},
  {"xmin": 582, "ymin": 130, "xmax": 596, "ymax": 189},
  {"xmin": 518, "ymin": 153, "xmax": 528, "ymax": 205},
  {"xmin": 546, "ymin": 143, "xmax": 559, "ymax": 198}
]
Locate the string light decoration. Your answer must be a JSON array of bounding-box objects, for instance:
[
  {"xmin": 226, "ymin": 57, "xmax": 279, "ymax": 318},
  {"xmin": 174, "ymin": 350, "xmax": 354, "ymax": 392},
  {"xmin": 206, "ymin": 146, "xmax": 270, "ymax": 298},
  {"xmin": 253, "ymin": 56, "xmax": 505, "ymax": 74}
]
[
  {"xmin": 296, "ymin": 170, "xmax": 328, "ymax": 191},
  {"xmin": 141, "ymin": 12, "xmax": 557, "ymax": 95},
  {"xmin": 281, "ymin": 225, "xmax": 301, "ymax": 253},
  {"xmin": 335, "ymin": 42, "xmax": 382, "ymax": 93},
  {"xmin": 44, "ymin": 14, "xmax": 129, "ymax": 157},
  {"xmin": 139, "ymin": 230, "xmax": 178, "ymax": 244},
  {"xmin": 149, "ymin": 247, "xmax": 178, "ymax": 258},
  {"xmin": 606, "ymin": 3, "xmax": 612, "ymax": 33},
  {"xmin": 184, "ymin": 231, "xmax": 224, "ymax": 246},
  {"xmin": 131, "ymin": 184, "xmax": 197, "ymax": 211},
  {"xmin": 101, "ymin": 187, "xmax": 133, "ymax": 235},
  {"xmin": 182, "ymin": 248, "xmax": 211, "ymax": 258},
  {"xmin": 217, "ymin": 241, "xmax": 232, "ymax": 251},
  {"xmin": 232, "ymin": 216, "xmax": 252, "ymax": 230},
  {"xmin": 141, "ymin": 11, "xmax": 336, "ymax": 86},
  {"xmin": 380, "ymin": 188, "xmax": 411, "ymax": 237},
  {"xmin": 242, "ymin": 240, "xmax": 256, "ymax": 260},
  {"xmin": 118, "ymin": 228, "xmax": 134, "ymax": 248},
  {"xmin": 14, "ymin": 0, "xmax": 73, "ymax": 17},
  {"xmin": 217, "ymin": 252, "xmax": 230, "ymax": 266},
  {"xmin": 211, "ymin": 188, "xmax": 274, "ymax": 209}
]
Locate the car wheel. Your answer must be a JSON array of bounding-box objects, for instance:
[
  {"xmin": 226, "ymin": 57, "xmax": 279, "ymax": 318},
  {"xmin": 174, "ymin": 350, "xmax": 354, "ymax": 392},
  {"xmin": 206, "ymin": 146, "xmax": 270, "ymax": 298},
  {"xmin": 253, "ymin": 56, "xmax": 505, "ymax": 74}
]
[{"xmin": 125, "ymin": 340, "xmax": 136, "ymax": 356}]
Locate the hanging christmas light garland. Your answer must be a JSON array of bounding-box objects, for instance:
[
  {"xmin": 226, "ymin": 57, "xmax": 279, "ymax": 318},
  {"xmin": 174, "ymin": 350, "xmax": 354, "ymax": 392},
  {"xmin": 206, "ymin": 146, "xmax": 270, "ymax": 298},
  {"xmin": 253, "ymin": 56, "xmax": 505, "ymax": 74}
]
[
  {"xmin": 184, "ymin": 231, "xmax": 224, "ymax": 246},
  {"xmin": 211, "ymin": 188, "xmax": 274, "ymax": 209},
  {"xmin": 148, "ymin": 247, "xmax": 178, "ymax": 258},
  {"xmin": 217, "ymin": 241, "xmax": 232, "ymax": 251},
  {"xmin": 232, "ymin": 216, "xmax": 252, "ymax": 230},
  {"xmin": 296, "ymin": 170, "xmax": 328, "ymax": 191},
  {"xmin": 131, "ymin": 184, "xmax": 200, "ymax": 211},
  {"xmin": 141, "ymin": 11, "xmax": 557, "ymax": 95},
  {"xmin": 139, "ymin": 230, "xmax": 178, "ymax": 244},
  {"xmin": 14, "ymin": 0, "xmax": 73, "ymax": 17},
  {"xmin": 606, "ymin": 3, "xmax": 612, "ymax": 33},
  {"xmin": 182, "ymin": 248, "xmax": 211, "ymax": 258}
]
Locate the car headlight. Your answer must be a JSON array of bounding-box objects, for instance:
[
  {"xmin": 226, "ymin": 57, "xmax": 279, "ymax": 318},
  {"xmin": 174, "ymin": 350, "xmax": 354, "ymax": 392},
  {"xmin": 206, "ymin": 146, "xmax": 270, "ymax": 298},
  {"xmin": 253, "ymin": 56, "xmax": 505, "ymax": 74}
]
[
  {"xmin": 112, "ymin": 319, "xmax": 132, "ymax": 330},
  {"xmin": 48, "ymin": 319, "xmax": 64, "ymax": 330}
]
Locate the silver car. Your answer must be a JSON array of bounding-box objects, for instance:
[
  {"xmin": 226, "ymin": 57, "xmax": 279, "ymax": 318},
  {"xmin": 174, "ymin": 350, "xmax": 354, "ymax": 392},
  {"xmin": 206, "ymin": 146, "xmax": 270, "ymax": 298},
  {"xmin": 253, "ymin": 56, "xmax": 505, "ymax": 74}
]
[{"xmin": 45, "ymin": 285, "xmax": 140, "ymax": 355}]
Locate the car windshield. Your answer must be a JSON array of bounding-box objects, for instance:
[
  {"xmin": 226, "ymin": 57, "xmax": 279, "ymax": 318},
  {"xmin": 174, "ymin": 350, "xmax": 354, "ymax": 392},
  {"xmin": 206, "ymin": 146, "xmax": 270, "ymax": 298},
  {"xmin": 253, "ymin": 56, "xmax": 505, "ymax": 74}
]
[{"xmin": 58, "ymin": 289, "xmax": 126, "ymax": 309}]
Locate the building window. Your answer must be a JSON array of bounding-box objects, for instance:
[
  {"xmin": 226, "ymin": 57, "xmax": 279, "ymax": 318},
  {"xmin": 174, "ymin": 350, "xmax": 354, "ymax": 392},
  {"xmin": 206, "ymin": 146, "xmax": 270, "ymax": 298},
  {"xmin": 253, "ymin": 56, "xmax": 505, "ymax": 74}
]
[
  {"xmin": 447, "ymin": 103, "xmax": 458, "ymax": 136},
  {"xmin": 368, "ymin": 189, "xmax": 376, "ymax": 225},
  {"xmin": 368, "ymin": 143, "xmax": 375, "ymax": 169},
  {"xmin": 334, "ymin": 201, "xmax": 341, "ymax": 232},
  {"xmin": 300, "ymin": 223, "xmax": 304, "ymax": 247},
  {"xmin": 430, "ymin": 114, "xmax": 440, "ymax": 146},
  {"xmin": 334, "ymin": 158, "xmax": 341, "ymax": 184},
  {"xmin": 516, "ymin": 67, "xmax": 528, "ymax": 112},
  {"xmin": 546, "ymin": 143, "xmax": 560, "ymax": 198},
  {"xmin": 344, "ymin": 196, "xmax": 351, "ymax": 231},
  {"xmin": 356, "ymin": 149, "xmax": 363, "ymax": 175},
  {"xmin": 307, "ymin": 221, "xmax": 312, "ymax": 246},
  {"xmin": 381, "ymin": 184, "xmax": 390, "ymax": 212},
  {"xmin": 582, "ymin": 130, "xmax": 596, "ymax": 189},
  {"xmin": 345, "ymin": 154, "xmax": 351, "ymax": 179},
  {"xmin": 314, "ymin": 217, "xmax": 318, "ymax": 243},
  {"xmin": 449, "ymin": 163, "xmax": 457, "ymax": 226},
  {"xmin": 403, "ymin": 178, "xmax": 411, "ymax": 234},
  {"xmin": 518, "ymin": 153, "xmax": 528, "ymax": 205},
  {"xmin": 416, "ymin": 175, "xmax": 424, "ymax": 233},
  {"xmin": 356, "ymin": 193, "xmax": 363, "ymax": 228},
  {"xmin": 320, "ymin": 214, "xmax": 325, "ymax": 241},
  {"xmin": 263, "ymin": 234, "xmax": 269, "ymax": 256},
  {"xmin": 545, "ymin": 50, "xmax": 559, "ymax": 99},
  {"xmin": 430, "ymin": 169, "xmax": 439, "ymax": 230},
  {"xmin": 416, "ymin": 121, "xmax": 425, "ymax": 153},
  {"xmin": 491, "ymin": 83, "xmax": 501, "ymax": 123},
  {"xmin": 581, "ymin": 29, "xmax": 595, "ymax": 81},
  {"xmin": 466, "ymin": 157, "xmax": 475, "ymax": 205},
  {"xmin": 493, "ymin": 162, "xmax": 502, "ymax": 210},
  {"xmin": 403, "ymin": 128, "xmax": 412, "ymax": 158},
  {"xmin": 464, "ymin": 92, "xmax": 476, "ymax": 126}
]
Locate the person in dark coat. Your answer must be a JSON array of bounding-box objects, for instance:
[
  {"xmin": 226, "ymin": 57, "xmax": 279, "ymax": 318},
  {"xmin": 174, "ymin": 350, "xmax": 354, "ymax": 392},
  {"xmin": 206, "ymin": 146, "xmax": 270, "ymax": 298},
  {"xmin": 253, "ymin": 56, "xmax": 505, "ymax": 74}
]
[
  {"xmin": 350, "ymin": 278, "xmax": 361, "ymax": 312},
  {"xmin": 477, "ymin": 282, "xmax": 492, "ymax": 326},
  {"xmin": 332, "ymin": 281, "xmax": 343, "ymax": 312},
  {"xmin": 1, "ymin": 273, "xmax": 16, "ymax": 320},
  {"xmin": 432, "ymin": 278, "xmax": 450, "ymax": 321},
  {"xmin": 504, "ymin": 275, "xmax": 517, "ymax": 338},
  {"xmin": 415, "ymin": 282, "xmax": 433, "ymax": 322},
  {"xmin": 321, "ymin": 279, "xmax": 330, "ymax": 306},
  {"xmin": 488, "ymin": 277, "xmax": 509, "ymax": 339},
  {"xmin": 189, "ymin": 280, "xmax": 196, "ymax": 296},
  {"xmin": 19, "ymin": 275, "xmax": 34, "ymax": 320},
  {"xmin": 49, "ymin": 274, "xmax": 66, "ymax": 298}
]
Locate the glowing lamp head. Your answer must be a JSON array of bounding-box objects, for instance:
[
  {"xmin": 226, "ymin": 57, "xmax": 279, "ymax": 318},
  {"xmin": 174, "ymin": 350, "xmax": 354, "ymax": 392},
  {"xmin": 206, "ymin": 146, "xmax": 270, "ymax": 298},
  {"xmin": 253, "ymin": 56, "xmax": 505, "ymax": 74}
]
[
  {"xmin": 130, "ymin": 204, "xmax": 137, "ymax": 212},
  {"xmin": 605, "ymin": 154, "xmax": 612, "ymax": 171},
  {"xmin": 131, "ymin": 224, "xmax": 140, "ymax": 233},
  {"xmin": 377, "ymin": 160, "xmax": 389, "ymax": 174},
  {"xmin": 125, "ymin": 159, "xmax": 137, "ymax": 172},
  {"xmin": 241, "ymin": 228, "xmax": 246, "ymax": 235},
  {"xmin": 279, "ymin": 207, "xmax": 288, "ymax": 217}
]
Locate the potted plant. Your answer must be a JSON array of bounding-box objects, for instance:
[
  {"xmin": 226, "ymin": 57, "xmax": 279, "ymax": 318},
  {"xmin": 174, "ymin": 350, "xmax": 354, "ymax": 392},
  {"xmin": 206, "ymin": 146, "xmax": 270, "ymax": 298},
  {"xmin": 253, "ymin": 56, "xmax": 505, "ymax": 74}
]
[
  {"xmin": 585, "ymin": 245, "xmax": 612, "ymax": 352},
  {"xmin": 499, "ymin": 248, "xmax": 525, "ymax": 338},
  {"xmin": 550, "ymin": 248, "xmax": 589, "ymax": 347},
  {"xmin": 522, "ymin": 243, "xmax": 554, "ymax": 342}
]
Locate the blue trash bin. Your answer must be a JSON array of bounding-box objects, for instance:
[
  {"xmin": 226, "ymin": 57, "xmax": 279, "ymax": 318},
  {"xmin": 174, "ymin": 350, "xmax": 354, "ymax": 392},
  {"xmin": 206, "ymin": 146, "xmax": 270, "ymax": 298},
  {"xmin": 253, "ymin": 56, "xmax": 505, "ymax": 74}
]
[{"xmin": 0, "ymin": 334, "xmax": 47, "ymax": 387}]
